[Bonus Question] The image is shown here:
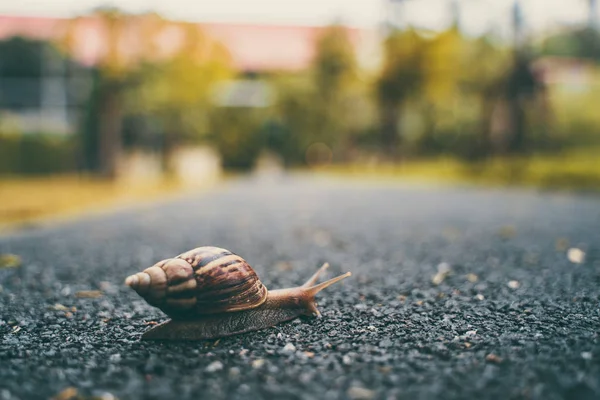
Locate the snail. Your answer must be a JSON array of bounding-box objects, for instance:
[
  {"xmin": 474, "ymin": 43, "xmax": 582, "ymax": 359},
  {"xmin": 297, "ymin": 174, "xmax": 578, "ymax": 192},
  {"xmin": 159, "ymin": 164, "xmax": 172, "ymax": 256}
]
[{"xmin": 125, "ymin": 246, "xmax": 351, "ymax": 340}]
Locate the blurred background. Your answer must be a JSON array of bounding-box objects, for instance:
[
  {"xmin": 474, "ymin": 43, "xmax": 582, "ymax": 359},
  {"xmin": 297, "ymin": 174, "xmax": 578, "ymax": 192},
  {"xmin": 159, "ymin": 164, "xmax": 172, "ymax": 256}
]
[{"xmin": 0, "ymin": 0, "xmax": 599, "ymax": 227}]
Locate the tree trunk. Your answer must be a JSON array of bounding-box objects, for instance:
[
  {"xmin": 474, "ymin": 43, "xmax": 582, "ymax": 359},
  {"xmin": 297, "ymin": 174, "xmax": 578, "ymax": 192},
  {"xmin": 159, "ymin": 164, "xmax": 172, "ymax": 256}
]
[
  {"xmin": 380, "ymin": 100, "xmax": 400, "ymax": 160},
  {"xmin": 478, "ymin": 89, "xmax": 496, "ymax": 158},
  {"xmin": 507, "ymin": 94, "xmax": 526, "ymax": 153},
  {"xmin": 97, "ymin": 83, "xmax": 122, "ymax": 179}
]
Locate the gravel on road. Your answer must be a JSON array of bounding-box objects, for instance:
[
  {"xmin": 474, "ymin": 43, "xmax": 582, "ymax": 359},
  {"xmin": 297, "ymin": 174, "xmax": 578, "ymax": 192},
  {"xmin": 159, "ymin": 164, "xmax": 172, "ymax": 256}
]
[{"xmin": 1, "ymin": 176, "xmax": 599, "ymax": 400}]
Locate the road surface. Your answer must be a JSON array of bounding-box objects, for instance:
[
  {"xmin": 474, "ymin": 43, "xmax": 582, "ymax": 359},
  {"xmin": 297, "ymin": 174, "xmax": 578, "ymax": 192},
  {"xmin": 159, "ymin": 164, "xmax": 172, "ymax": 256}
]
[{"xmin": 1, "ymin": 175, "xmax": 599, "ymax": 400}]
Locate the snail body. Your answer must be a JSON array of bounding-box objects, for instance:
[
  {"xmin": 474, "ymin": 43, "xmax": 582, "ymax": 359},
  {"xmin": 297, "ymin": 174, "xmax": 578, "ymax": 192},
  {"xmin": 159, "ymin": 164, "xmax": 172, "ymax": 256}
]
[{"xmin": 125, "ymin": 246, "xmax": 351, "ymax": 340}]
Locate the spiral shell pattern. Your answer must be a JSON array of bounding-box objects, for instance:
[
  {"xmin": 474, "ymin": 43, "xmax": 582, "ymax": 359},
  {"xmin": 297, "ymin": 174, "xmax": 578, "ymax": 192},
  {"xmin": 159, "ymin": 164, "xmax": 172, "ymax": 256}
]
[{"xmin": 125, "ymin": 246, "xmax": 268, "ymax": 318}]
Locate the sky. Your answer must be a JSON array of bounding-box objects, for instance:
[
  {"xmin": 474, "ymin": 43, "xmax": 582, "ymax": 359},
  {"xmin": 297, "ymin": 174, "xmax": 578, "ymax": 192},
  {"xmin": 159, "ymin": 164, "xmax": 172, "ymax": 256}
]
[{"xmin": 0, "ymin": 0, "xmax": 593, "ymax": 39}]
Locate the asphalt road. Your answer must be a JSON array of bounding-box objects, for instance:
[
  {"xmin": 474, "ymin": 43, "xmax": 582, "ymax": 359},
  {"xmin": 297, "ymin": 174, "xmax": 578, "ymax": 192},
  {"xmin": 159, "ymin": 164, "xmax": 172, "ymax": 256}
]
[{"xmin": 1, "ymin": 175, "xmax": 599, "ymax": 400}]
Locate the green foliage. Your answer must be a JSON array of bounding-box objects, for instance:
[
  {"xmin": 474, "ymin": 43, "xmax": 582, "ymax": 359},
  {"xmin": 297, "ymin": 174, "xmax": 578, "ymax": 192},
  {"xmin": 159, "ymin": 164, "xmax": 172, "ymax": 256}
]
[
  {"xmin": 209, "ymin": 108, "xmax": 266, "ymax": 170},
  {"xmin": 313, "ymin": 25, "xmax": 358, "ymax": 98},
  {"xmin": 541, "ymin": 27, "xmax": 600, "ymax": 60},
  {"xmin": 269, "ymin": 74, "xmax": 318, "ymax": 165},
  {"xmin": 265, "ymin": 25, "xmax": 364, "ymax": 166},
  {"xmin": 0, "ymin": 133, "xmax": 78, "ymax": 175},
  {"xmin": 310, "ymin": 25, "xmax": 362, "ymax": 155},
  {"xmin": 0, "ymin": 37, "xmax": 44, "ymax": 77},
  {"xmin": 377, "ymin": 29, "xmax": 426, "ymax": 105},
  {"xmin": 126, "ymin": 23, "xmax": 233, "ymax": 150}
]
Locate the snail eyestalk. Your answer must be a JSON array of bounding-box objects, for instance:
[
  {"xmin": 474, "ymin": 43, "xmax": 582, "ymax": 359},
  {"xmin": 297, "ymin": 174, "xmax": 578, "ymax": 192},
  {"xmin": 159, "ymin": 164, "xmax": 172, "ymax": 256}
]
[
  {"xmin": 306, "ymin": 271, "xmax": 352, "ymax": 297},
  {"xmin": 302, "ymin": 262, "xmax": 330, "ymax": 287}
]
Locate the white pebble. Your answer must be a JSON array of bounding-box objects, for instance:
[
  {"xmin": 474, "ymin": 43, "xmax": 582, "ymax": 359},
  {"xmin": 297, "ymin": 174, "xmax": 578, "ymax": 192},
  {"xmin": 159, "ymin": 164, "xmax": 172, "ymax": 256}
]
[
  {"xmin": 252, "ymin": 359, "xmax": 265, "ymax": 369},
  {"xmin": 475, "ymin": 294, "xmax": 485, "ymax": 301},
  {"xmin": 581, "ymin": 352, "xmax": 592, "ymax": 360},
  {"xmin": 432, "ymin": 262, "xmax": 452, "ymax": 285},
  {"xmin": 282, "ymin": 343, "xmax": 296, "ymax": 353},
  {"xmin": 205, "ymin": 361, "xmax": 223, "ymax": 373},
  {"xmin": 438, "ymin": 262, "xmax": 452, "ymax": 273},
  {"xmin": 347, "ymin": 386, "xmax": 375, "ymax": 400},
  {"xmin": 567, "ymin": 248, "xmax": 586, "ymax": 264},
  {"xmin": 508, "ymin": 280, "xmax": 520, "ymax": 289}
]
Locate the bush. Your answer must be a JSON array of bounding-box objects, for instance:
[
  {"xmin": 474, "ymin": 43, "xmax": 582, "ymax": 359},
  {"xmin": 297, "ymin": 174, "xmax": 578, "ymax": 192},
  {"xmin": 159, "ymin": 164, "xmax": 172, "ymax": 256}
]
[{"xmin": 0, "ymin": 133, "xmax": 78, "ymax": 175}]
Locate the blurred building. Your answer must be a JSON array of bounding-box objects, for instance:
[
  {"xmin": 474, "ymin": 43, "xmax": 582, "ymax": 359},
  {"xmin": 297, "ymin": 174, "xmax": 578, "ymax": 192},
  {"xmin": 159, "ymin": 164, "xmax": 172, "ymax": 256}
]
[{"xmin": 0, "ymin": 14, "xmax": 381, "ymax": 134}]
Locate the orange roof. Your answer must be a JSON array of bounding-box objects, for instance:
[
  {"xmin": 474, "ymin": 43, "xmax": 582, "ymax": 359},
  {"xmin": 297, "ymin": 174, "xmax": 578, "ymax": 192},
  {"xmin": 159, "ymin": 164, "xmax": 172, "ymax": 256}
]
[
  {"xmin": 0, "ymin": 14, "xmax": 377, "ymax": 71},
  {"xmin": 0, "ymin": 15, "xmax": 63, "ymax": 40}
]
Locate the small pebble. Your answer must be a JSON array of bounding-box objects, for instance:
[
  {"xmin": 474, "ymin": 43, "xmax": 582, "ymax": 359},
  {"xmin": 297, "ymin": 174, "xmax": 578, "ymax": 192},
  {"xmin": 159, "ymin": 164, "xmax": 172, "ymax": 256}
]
[
  {"xmin": 486, "ymin": 354, "xmax": 503, "ymax": 363},
  {"xmin": 93, "ymin": 393, "xmax": 117, "ymax": 400},
  {"xmin": 51, "ymin": 387, "xmax": 77, "ymax": 400},
  {"xmin": 432, "ymin": 262, "xmax": 451, "ymax": 285},
  {"xmin": 229, "ymin": 367, "xmax": 241, "ymax": 377},
  {"xmin": 466, "ymin": 273, "xmax": 479, "ymax": 283},
  {"xmin": 475, "ymin": 294, "xmax": 485, "ymax": 301},
  {"xmin": 567, "ymin": 248, "xmax": 585, "ymax": 264},
  {"xmin": 205, "ymin": 361, "xmax": 223, "ymax": 373},
  {"xmin": 48, "ymin": 304, "xmax": 69, "ymax": 311},
  {"xmin": 581, "ymin": 352, "xmax": 592, "ymax": 360},
  {"xmin": 282, "ymin": 343, "xmax": 296, "ymax": 353},
  {"xmin": 251, "ymin": 359, "xmax": 265, "ymax": 369},
  {"xmin": 508, "ymin": 281, "xmax": 520, "ymax": 289},
  {"xmin": 347, "ymin": 386, "xmax": 376, "ymax": 400},
  {"xmin": 239, "ymin": 349, "xmax": 249, "ymax": 357},
  {"xmin": 99, "ymin": 281, "xmax": 114, "ymax": 292}
]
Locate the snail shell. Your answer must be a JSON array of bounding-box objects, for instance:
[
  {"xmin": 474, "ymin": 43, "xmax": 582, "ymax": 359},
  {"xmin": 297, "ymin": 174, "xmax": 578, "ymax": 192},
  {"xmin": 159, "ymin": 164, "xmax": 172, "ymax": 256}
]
[{"xmin": 125, "ymin": 246, "xmax": 267, "ymax": 317}]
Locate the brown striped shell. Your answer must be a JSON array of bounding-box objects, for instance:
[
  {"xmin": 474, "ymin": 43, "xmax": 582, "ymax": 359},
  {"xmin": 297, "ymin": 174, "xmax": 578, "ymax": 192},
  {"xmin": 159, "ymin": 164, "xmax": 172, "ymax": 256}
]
[{"xmin": 125, "ymin": 246, "xmax": 268, "ymax": 318}]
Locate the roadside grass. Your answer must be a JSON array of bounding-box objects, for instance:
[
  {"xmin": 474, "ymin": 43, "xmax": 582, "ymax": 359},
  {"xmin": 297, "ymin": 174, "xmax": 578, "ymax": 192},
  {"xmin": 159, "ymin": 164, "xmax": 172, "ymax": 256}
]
[
  {"xmin": 316, "ymin": 150, "xmax": 600, "ymax": 192},
  {"xmin": 0, "ymin": 175, "xmax": 211, "ymax": 233}
]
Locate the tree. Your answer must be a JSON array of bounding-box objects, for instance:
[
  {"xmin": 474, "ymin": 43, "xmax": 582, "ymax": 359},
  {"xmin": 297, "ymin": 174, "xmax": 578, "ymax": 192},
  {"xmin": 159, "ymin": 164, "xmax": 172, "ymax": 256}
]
[
  {"xmin": 310, "ymin": 25, "xmax": 361, "ymax": 159},
  {"xmin": 376, "ymin": 29, "xmax": 426, "ymax": 159},
  {"xmin": 60, "ymin": 8, "xmax": 128, "ymax": 177},
  {"xmin": 60, "ymin": 9, "xmax": 175, "ymax": 178},
  {"xmin": 541, "ymin": 27, "xmax": 600, "ymax": 60},
  {"xmin": 126, "ymin": 22, "xmax": 233, "ymax": 172}
]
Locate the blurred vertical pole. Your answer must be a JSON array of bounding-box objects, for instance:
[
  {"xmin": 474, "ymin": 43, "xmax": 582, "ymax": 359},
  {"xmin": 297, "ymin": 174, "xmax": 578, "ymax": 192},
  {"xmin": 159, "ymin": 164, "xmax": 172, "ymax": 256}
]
[
  {"xmin": 512, "ymin": 0, "xmax": 524, "ymax": 50},
  {"xmin": 380, "ymin": 0, "xmax": 404, "ymax": 160},
  {"xmin": 589, "ymin": 0, "xmax": 598, "ymax": 29},
  {"xmin": 450, "ymin": 0, "xmax": 461, "ymax": 30},
  {"xmin": 506, "ymin": 0, "xmax": 527, "ymax": 153},
  {"xmin": 41, "ymin": 44, "xmax": 68, "ymax": 135}
]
